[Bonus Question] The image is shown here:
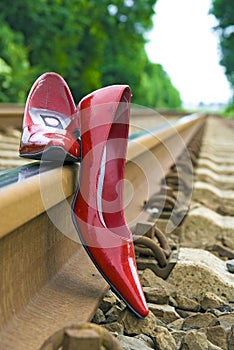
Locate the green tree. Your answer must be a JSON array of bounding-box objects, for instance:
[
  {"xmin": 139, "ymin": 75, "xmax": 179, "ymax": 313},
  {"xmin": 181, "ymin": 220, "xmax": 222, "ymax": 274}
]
[
  {"xmin": 0, "ymin": 0, "xmax": 181, "ymax": 109},
  {"xmin": 134, "ymin": 60, "xmax": 181, "ymax": 108},
  {"xmin": 0, "ymin": 20, "xmax": 32, "ymax": 102},
  {"xmin": 211, "ymin": 0, "xmax": 234, "ymax": 90},
  {"xmin": 211, "ymin": 0, "xmax": 234, "ymax": 115},
  {"xmin": 0, "ymin": 0, "xmax": 96, "ymax": 100}
]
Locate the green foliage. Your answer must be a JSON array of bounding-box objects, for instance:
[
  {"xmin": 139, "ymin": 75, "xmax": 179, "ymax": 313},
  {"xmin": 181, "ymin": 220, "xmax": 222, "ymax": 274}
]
[
  {"xmin": 134, "ymin": 61, "xmax": 181, "ymax": 108},
  {"xmin": 211, "ymin": 0, "xmax": 234, "ymax": 89},
  {"xmin": 211, "ymin": 0, "xmax": 234, "ymax": 29},
  {"xmin": 222, "ymin": 99, "xmax": 234, "ymax": 118},
  {"xmin": 0, "ymin": 0, "xmax": 181, "ymax": 109},
  {"xmin": 0, "ymin": 20, "xmax": 32, "ymax": 102}
]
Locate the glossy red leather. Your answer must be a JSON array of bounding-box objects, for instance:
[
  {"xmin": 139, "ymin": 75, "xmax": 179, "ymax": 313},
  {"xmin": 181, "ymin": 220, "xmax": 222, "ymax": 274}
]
[
  {"xmin": 72, "ymin": 85, "xmax": 149, "ymax": 318},
  {"xmin": 19, "ymin": 72, "xmax": 80, "ymax": 161}
]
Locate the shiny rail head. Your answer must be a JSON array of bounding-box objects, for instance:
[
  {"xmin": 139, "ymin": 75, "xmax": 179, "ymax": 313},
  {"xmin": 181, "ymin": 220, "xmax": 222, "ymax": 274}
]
[
  {"xmin": 0, "ymin": 161, "xmax": 79, "ymax": 189},
  {"xmin": 0, "ymin": 162, "xmax": 41, "ymax": 188}
]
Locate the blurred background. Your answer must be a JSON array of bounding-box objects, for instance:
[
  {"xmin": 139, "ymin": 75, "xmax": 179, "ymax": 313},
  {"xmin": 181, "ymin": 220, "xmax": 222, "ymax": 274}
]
[{"xmin": 0, "ymin": 0, "xmax": 233, "ymax": 115}]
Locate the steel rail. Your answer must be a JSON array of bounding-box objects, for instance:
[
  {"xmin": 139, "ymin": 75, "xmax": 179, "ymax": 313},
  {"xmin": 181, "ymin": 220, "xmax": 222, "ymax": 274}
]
[
  {"xmin": 0, "ymin": 103, "xmax": 186, "ymax": 128},
  {"xmin": 0, "ymin": 112, "xmax": 206, "ymax": 349},
  {"xmin": 0, "ymin": 103, "xmax": 24, "ymax": 128}
]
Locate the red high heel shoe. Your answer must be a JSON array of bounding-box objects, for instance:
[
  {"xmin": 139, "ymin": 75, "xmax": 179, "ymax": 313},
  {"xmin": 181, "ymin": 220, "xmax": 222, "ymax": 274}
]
[
  {"xmin": 72, "ymin": 85, "xmax": 149, "ymax": 318},
  {"xmin": 19, "ymin": 72, "xmax": 80, "ymax": 161}
]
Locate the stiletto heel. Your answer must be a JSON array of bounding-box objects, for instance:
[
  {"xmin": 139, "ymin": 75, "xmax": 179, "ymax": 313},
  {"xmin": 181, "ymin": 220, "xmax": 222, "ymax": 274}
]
[
  {"xmin": 19, "ymin": 72, "xmax": 80, "ymax": 162},
  {"xmin": 72, "ymin": 85, "xmax": 149, "ymax": 318}
]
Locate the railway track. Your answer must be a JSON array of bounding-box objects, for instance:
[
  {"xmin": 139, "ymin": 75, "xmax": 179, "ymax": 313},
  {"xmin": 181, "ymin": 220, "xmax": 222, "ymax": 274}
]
[
  {"xmin": 0, "ymin": 104, "xmax": 182, "ymax": 172},
  {"xmin": 0, "ymin": 105, "xmax": 233, "ymax": 349}
]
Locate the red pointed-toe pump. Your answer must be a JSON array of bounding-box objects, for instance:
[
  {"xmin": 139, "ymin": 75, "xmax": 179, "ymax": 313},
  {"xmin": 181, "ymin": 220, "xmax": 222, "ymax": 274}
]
[
  {"xmin": 72, "ymin": 85, "xmax": 149, "ymax": 318},
  {"xmin": 19, "ymin": 72, "xmax": 80, "ymax": 162}
]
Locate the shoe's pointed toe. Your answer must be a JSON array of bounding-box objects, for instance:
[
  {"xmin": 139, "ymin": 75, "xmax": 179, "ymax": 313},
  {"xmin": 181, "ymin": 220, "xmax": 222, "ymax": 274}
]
[{"xmin": 88, "ymin": 243, "xmax": 149, "ymax": 318}]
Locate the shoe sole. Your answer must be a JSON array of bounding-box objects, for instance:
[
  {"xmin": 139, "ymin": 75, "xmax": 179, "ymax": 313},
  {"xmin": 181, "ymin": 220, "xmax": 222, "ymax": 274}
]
[{"xmin": 20, "ymin": 146, "xmax": 80, "ymax": 162}]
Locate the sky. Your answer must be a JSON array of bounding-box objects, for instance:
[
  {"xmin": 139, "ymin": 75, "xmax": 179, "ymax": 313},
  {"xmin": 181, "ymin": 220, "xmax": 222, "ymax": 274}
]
[{"xmin": 145, "ymin": 0, "xmax": 233, "ymax": 108}]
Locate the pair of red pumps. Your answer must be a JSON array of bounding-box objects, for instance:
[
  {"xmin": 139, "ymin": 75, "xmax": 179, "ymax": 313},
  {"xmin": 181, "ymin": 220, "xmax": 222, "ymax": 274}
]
[{"xmin": 19, "ymin": 72, "xmax": 149, "ymax": 318}]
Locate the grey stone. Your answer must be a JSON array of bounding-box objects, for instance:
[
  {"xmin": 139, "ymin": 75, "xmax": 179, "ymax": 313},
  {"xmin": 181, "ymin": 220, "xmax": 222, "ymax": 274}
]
[
  {"xmin": 175, "ymin": 294, "xmax": 200, "ymax": 311},
  {"xmin": 176, "ymin": 309, "xmax": 198, "ymax": 319},
  {"xmin": 102, "ymin": 322, "xmax": 124, "ymax": 335},
  {"xmin": 167, "ymin": 248, "xmax": 234, "ymax": 302},
  {"xmin": 208, "ymin": 243, "xmax": 234, "ymax": 260},
  {"xmin": 99, "ymin": 293, "xmax": 117, "ymax": 313},
  {"xmin": 169, "ymin": 296, "xmax": 178, "ymax": 308},
  {"xmin": 151, "ymin": 326, "xmax": 177, "ymax": 350},
  {"xmin": 105, "ymin": 305, "xmax": 124, "ymax": 323},
  {"xmin": 171, "ymin": 330, "xmax": 186, "ymax": 349},
  {"xmin": 143, "ymin": 286, "xmax": 170, "ymax": 304},
  {"xmin": 134, "ymin": 334, "xmax": 155, "ymax": 348},
  {"xmin": 228, "ymin": 325, "xmax": 234, "ymax": 350},
  {"xmin": 227, "ymin": 259, "xmax": 234, "ymax": 273},
  {"xmin": 209, "ymin": 309, "xmax": 225, "ymax": 317},
  {"xmin": 218, "ymin": 312, "xmax": 234, "ymax": 330},
  {"xmin": 206, "ymin": 326, "xmax": 228, "ymax": 350},
  {"xmin": 199, "ymin": 326, "xmax": 228, "ymax": 350},
  {"xmin": 222, "ymin": 237, "xmax": 234, "ymax": 251},
  {"xmin": 181, "ymin": 330, "xmax": 209, "ymax": 350},
  {"xmin": 92, "ymin": 308, "xmax": 106, "ymax": 324},
  {"xmin": 207, "ymin": 340, "xmax": 223, "ymax": 350},
  {"xmin": 155, "ymin": 317, "xmax": 168, "ymax": 327},
  {"xmin": 117, "ymin": 335, "xmax": 154, "ymax": 350},
  {"xmin": 168, "ymin": 318, "xmax": 184, "ymax": 330},
  {"xmin": 140, "ymin": 268, "xmax": 176, "ymax": 295},
  {"xmin": 148, "ymin": 303, "xmax": 181, "ymax": 324},
  {"xmin": 120, "ymin": 310, "xmax": 156, "ymax": 336},
  {"xmin": 116, "ymin": 298, "xmax": 127, "ymax": 311},
  {"xmin": 200, "ymin": 292, "xmax": 227, "ymax": 311},
  {"xmin": 182, "ymin": 313, "xmax": 219, "ymax": 330}
]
